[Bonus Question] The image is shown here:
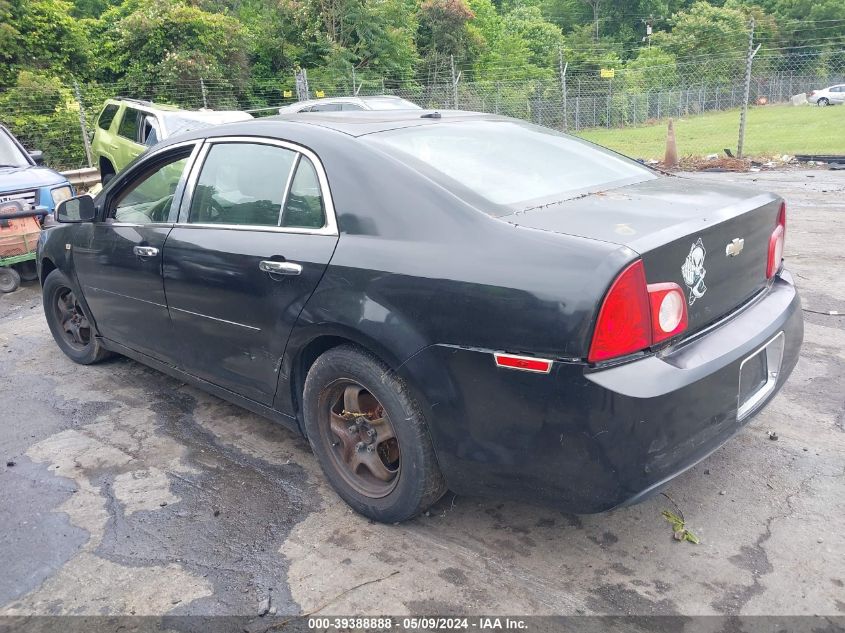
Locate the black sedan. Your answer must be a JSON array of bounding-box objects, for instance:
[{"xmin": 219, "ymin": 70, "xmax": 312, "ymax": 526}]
[{"xmin": 38, "ymin": 111, "xmax": 802, "ymax": 522}]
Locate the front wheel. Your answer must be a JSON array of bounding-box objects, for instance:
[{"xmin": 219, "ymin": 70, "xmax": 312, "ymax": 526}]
[
  {"xmin": 303, "ymin": 345, "xmax": 446, "ymax": 523},
  {"xmin": 817, "ymin": 98, "xmax": 830, "ymax": 107},
  {"xmin": 42, "ymin": 269, "xmax": 111, "ymax": 364}
]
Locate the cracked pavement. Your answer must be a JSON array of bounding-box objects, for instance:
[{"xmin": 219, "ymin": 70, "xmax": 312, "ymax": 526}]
[{"xmin": 0, "ymin": 169, "xmax": 843, "ymax": 618}]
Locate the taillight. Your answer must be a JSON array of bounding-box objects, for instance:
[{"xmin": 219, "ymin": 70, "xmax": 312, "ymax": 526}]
[
  {"xmin": 767, "ymin": 201, "xmax": 786, "ymax": 279},
  {"xmin": 646, "ymin": 283, "xmax": 688, "ymax": 344},
  {"xmin": 588, "ymin": 260, "xmax": 689, "ymax": 363}
]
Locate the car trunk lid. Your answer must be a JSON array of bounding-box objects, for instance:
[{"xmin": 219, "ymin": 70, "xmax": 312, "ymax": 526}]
[{"xmin": 502, "ymin": 177, "xmax": 781, "ymax": 335}]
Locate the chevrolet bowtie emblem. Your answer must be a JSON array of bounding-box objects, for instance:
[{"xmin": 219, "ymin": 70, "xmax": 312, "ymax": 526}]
[{"xmin": 725, "ymin": 238, "xmax": 745, "ymax": 257}]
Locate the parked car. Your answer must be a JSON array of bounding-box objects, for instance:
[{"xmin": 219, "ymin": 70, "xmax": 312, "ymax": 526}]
[
  {"xmin": 0, "ymin": 123, "xmax": 73, "ymax": 219},
  {"xmin": 806, "ymin": 84, "xmax": 845, "ymax": 106},
  {"xmin": 92, "ymin": 98, "xmax": 253, "ymax": 183},
  {"xmin": 39, "ymin": 111, "xmax": 802, "ymax": 523},
  {"xmin": 277, "ymin": 95, "xmax": 420, "ymax": 114}
]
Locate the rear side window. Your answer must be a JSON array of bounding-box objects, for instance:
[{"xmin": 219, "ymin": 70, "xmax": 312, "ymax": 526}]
[
  {"xmin": 98, "ymin": 105, "xmax": 119, "ymax": 131},
  {"xmin": 366, "ymin": 120, "xmax": 656, "ymax": 213},
  {"xmin": 117, "ymin": 107, "xmax": 140, "ymax": 142},
  {"xmin": 282, "ymin": 157, "xmax": 325, "ymax": 228},
  {"xmin": 310, "ymin": 103, "xmax": 342, "ymax": 112},
  {"xmin": 188, "ymin": 143, "xmax": 297, "ymax": 227}
]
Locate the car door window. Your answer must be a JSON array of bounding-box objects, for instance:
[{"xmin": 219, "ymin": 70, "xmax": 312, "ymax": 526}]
[
  {"xmin": 341, "ymin": 103, "xmax": 365, "ymax": 111},
  {"xmin": 281, "ymin": 156, "xmax": 326, "ymax": 229},
  {"xmin": 117, "ymin": 107, "xmax": 141, "ymax": 142},
  {"xmin": 189, "ymin": 143, "xmax": 298, "ymax": 226},
  {"xmin": 98, "ymin": 105, "xmax": 119, "ymax": 131},
  {"xmin": 110, "ymin": 152, "xmax": 191, "ymax": 224}
]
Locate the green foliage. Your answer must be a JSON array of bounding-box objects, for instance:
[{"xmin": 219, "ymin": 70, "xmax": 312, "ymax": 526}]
[
  {"xmin": 0, "ymin": 72, "xmax": 86, "ymax": 168},
  {"xmin": 94, "ymin": 0, "xmax": 249, "ymax": 90}
]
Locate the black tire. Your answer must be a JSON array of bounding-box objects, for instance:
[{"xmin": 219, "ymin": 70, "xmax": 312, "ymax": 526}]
[
  {"xmin": 817, "ymin": 98, "xmax": 830, "ymax": 107},
  {"xmin": 0, "ymin": 267, "xmax": 20, "ymax": 293},
  {"xmin": 17, "ymin": 261, "xmax": 38, "ymax": 282},
  {"xmin": 42, "ymin": 269, "xmax": 111, "ymax": 364},
  {"xmin": 303, "ymin": 344, "xmax": 446, "ymax": 523}
]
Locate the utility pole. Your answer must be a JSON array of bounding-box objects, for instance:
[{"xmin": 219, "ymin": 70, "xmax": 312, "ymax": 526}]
[
  {"xmin": 72, "ymin": 78, "xmax": 93, "ymax": 168},
  {"xmin": 737, "ymin": 18, "xmax": 760, "ymax": 159},
  {"xmin": 559, "ymin": 46, "xmax": 568, "ymax": 131}
]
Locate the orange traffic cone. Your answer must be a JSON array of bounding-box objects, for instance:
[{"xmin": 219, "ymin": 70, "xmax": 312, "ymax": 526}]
[{"xmin": 664, "ymin": 118, "xmax": 679, "ymax": 168}]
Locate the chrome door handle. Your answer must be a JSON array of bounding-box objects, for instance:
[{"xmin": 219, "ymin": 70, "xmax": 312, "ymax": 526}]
[
  {"xmin": 259, "ymin": 260, "xmax": 302, "ymax": 276},
  {"xmin": 133, "ymin": 246, "xmax": 159, "ymax": 257}
]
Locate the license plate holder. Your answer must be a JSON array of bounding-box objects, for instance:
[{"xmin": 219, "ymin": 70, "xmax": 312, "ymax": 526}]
[{"xmin": 738, "ymin": 332, "xmax": 785, "ymax": 420}]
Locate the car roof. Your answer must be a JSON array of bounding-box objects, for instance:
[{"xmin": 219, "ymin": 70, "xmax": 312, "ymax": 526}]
[
  {"xmin": 271, "ymin": 109, "xmax": 495, "ymax": 137},
  {"xmin": 153, "ymin": 110, "xmax": 505, "ymax": 153}
]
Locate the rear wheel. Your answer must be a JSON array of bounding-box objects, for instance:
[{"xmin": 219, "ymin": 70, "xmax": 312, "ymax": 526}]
[
  {"xmin": 0, "ymin": 267, "xmax": 20, "ymax": 293},
  {"xmin": 817, "ymin": 98, "xmax": 830, "ymax": 107},
  {"xmin": 42, "ymin": 269, "xmax": 110, "ymax": 364},
  {"xmin": 303, "ymin": 345, "xmax": 446, "ymax": 522}
]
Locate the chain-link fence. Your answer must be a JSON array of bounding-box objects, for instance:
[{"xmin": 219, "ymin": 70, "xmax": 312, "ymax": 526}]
[{"xmin": 1, "ymin": 49, "xmax": 842, "ymax": 172}]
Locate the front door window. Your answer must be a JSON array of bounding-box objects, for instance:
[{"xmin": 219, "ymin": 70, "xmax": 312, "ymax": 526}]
[{"xmin": 110, "ymin": 153, "xmax": 190, "ymax": 224}]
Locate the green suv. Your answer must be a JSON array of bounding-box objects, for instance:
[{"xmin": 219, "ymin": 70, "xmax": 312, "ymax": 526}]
[{"xmin": 92, "ymin": 98, "xmax": 253, "ymax": 183}]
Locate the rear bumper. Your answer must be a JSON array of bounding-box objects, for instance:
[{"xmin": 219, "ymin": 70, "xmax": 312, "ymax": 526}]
[{"xmin": 400, "ymin": 272, "xmax": 803, "ymax": 512}]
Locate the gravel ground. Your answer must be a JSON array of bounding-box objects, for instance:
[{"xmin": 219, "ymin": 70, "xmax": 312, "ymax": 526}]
[{"xmin": 0, "ymin": 169, "xmax": 843, "ymax": 621}]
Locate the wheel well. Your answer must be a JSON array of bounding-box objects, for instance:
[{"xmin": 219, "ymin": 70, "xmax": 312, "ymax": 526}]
[
  {"xmin": 290, "ymin": 335, "xmax": 352, "ymax": 421},
  {"xmin": 40, "ymin": 257, "xmax": 57, "ymax": 285}
]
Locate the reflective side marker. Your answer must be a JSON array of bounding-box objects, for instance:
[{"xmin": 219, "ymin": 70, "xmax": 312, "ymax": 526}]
[{"xmin": 494, "ymin": 353, "xmax": 553, "ymax": 374}]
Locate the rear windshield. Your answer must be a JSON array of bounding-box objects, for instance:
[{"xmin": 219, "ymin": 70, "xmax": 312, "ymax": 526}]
[{"xmin": 365, "ymin": 120, "xmax": 656, "ymax": 213}]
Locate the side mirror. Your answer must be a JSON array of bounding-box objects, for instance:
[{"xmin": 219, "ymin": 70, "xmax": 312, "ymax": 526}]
[
  {"xmin": 56, "ymin": 195, "xmax": 96, "ymax": 223},
  {"xmin": 29, "ymin": 150, "xmax": 44, "ymax": 165}
]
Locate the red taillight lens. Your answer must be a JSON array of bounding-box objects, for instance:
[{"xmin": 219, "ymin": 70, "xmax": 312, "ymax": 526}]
[
  {"xmin": 646, "ymin": 282, "xmax": 688, "ymax": 344},
  {"xmin": 767, "ymin": 202, "xmax": 787, "ymax": 279},
  {"xmin": 589, "ymin": 260, "xmax": 690, "ymax": 363},
  {"xmin": 588, "ymin": 260, "xmax": 651, "ymax": 362}
]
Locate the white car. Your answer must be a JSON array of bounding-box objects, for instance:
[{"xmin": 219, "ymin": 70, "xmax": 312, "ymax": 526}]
[
  {"xmin": 806, "ymin": 85, "xmax": 845, "ymax": 106},
  {"xmin": 277, "ymin": 95, "xmax": 420, "ymax": 114}
]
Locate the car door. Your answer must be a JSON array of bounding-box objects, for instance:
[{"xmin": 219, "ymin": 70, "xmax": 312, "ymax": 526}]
[
  {"xmin": 832, "ymin": 86, "xmax": 845, "ymax": 104},
  {"xmin": 162, "ymin": 137, "xmax": 339, "ymax": 405},
  {"xmin": 71, "ymin": 141, "xmax": 202, "ymax": 365},
  {"xmin": 114, "ymin": 106, "xmax": 146, "ymax": 171}
]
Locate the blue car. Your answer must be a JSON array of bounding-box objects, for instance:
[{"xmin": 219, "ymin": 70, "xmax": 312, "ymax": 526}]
[{"xmin": 0, "ymin": 124, "xmax": 74, "ymax": 216}]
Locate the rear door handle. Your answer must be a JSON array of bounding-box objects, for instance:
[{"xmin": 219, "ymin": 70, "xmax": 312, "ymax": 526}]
[
  {"xmin": 259, "ymin": 260, "xmax": 302, "ymax": 276},
  {"xmin": 133, "ymin": 246, "xmax": 159, "ymax": 257}
]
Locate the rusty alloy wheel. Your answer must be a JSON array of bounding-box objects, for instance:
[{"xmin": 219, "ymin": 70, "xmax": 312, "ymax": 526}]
[
  {"xmin": 319, "ymin": 380, "xmax": 401, "ymax": 498},
  {"xmin": 54, "ymin": 287, "xmax": 91, "ymax": 350}
]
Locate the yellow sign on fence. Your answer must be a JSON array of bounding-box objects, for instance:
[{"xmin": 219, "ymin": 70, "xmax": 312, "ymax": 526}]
[
  {"xmin": 315, "ymin": 90, "xmax": 325, "ymax": 98},
  {"xmin": 283, "ymin": 90, "xmax": 292, "ymax": 98},
  {"xmin": 600, "ymin": 68, "xmax": 615, "ymax": 78}
]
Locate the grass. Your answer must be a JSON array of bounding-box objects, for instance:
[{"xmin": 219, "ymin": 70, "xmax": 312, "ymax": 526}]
[{"xmin": 575, "ymin": 105, "xmax": 844, "ymax": 160}]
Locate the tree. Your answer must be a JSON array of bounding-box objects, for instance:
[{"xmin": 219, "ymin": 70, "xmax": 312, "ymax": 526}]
[
  {"xmin": 503, "ymin": 6, "xmax": 565, "ymax": 67},
  {"xmin": 94, "ymin": 0, "xmax": 250, "ymax": 93},
  {"xmin": 580, "ymin": 0, "xmax": 601, "ymax": 40},
  {"xmin": 418, "ymin": 0, "xmax": 476, "ymax": 58}
]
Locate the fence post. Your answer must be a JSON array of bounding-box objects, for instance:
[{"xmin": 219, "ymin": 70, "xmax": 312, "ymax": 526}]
[
  {"xmin": 450, "ymin": 55, "xmax": 459, "ymax": 109},
  {"xmin": 495, "ymin": 81, "xmax": 501, "ymax": 114},
  {"xmin": 737, "ymin": 18, "xmax": 758, "ymax": 158},
  {"xmin": 575, "ymin": 79, "xmax": 581, "ymax": 131},
  {"xmin": 200, "ymin": 77, "xmax": 208, "ymax": 108},
  {"xmin": 72, "ymin": 78, "xmax": 93, "ymax": 169},
  {"xmin": 559, "ymin": 46, "xmax": 568, "ymax": 131}
]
